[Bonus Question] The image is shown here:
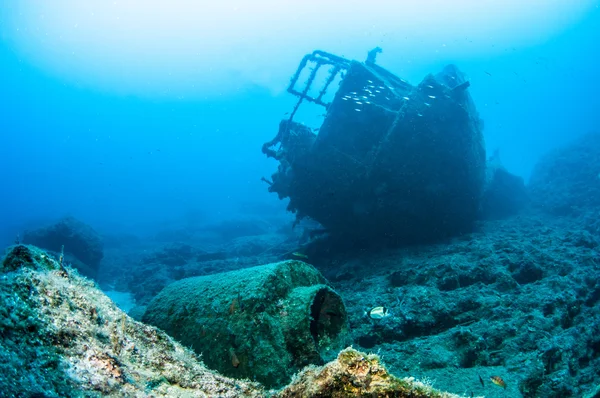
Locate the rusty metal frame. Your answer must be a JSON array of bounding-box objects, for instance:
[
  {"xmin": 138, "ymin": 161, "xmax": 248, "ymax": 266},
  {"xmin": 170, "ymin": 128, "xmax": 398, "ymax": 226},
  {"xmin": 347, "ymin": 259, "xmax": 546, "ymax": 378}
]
[{"xmin": 286, "ymin": 50, "xmax": 351, "ymax": 122}]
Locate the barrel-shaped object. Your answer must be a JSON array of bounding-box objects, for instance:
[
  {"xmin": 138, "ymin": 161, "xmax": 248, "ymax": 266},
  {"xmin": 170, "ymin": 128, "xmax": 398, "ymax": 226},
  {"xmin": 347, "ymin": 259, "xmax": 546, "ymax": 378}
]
[{"xmin": 142, "ymin": 260, "xmax": 348, "ymax": 388}]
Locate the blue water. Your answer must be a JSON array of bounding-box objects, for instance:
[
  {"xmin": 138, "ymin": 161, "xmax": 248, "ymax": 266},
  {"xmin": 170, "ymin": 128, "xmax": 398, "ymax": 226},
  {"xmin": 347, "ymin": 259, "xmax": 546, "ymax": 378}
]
[
  {"xmin": 2, "ymin": 3, "xmax": 600, "ymax": 397},
  {"xmin": 0, "ymin": 3, "xmax": 598, "ymax": 244},
  {"xmin": 0, "ymin": 61, "xmax": 289, "ymax": 239}
]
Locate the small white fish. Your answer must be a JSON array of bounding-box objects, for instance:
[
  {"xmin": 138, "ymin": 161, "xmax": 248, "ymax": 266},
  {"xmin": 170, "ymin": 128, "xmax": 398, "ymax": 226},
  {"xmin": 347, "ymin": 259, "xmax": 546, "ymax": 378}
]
[
  {"xmin": 403, "ymin": 97, "xmax": 410, "ymax": 101},
  {"xmin": 365, "ymin": 101, "xmax": 371, "ymax": 104},
  {"xmin": 428, "ymin": 95, "xmax": 436, "ymax": 99},
  {"xmin": 424, "ymin": 102, "xmax": 431, "ymax": 107},
  {"xmin": 378, "ymin": 86, "xmax": 385, "ymax": 89},
  {"xmin": 355, "ymin": 101, "xmax": 363, "ymax": 105},
  {"xmin": 342, "ymin": 97, "xmax": 349, "ymax": 100},
  {"xmin": 426, "ymin": 84, "xmax": 434, "ymax": 89},
  {"xmin": 365, "ymin": 306, "xmax": 391, "ymax": 320},
  {"xmin": 385, "ymin": 97, "xmax": 390, "ymax": 100},
  {"xmin": 375, "ymin": 90, "xmax": 381, "ymax": 93},
  {"xmin": 417, "ymin": 113, "xmax": 423, "ymax": 117},
  {"xmin": 367, "ymin": 80, "xmax": 373, "ymax": 83},
  {"xmin": 354, "ymin": 108, "xmax": 362, "ymax": 112},
  {"xmin": 350, "ymin": 91, "xmax": 357, "ymax": 95}
]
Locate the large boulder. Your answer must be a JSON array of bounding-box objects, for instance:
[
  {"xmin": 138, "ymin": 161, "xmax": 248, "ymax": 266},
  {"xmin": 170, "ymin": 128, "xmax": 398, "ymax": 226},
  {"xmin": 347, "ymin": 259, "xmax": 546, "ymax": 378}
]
[
  {"xmin": 23, "ymin": 216, "xmax": 104, "ymax": 279},
  {"xmin": 529, "ymin": 132, "xmax": 600, "ymax": 215},
  {"xmin": 143, "ymin": 260, "xmax": 350, "ymax": 388}
]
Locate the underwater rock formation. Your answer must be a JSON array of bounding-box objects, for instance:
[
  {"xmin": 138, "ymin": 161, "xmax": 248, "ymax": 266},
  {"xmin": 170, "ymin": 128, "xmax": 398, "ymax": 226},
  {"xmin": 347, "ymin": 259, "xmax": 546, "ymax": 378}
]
[
  {"xmin": 0, "ymin": 244, "xmax": 263, "ymax": 397},
  {"xmin": 263, "ymin": 51, "xmax": 487, "ymax": 245},
  {"xmin": 326, "ymin": 215, "xmax": 600, "ymax": 397},
  {"xmin": 280, "ymin": 348, "xmax": 467, "ymax": 398},
  {"xmin": 143, "ymin": 260, "xmax": 350, "ymax": 388},
  {"xmin": 529, "ymin": 132, "xmax": 600, "ymax": 216},
  {"xmin": 0, "ymin": 244, "xmax": 467, "ymax": 397},
  {"xmin": 481, "ymin": 150, "xmax": 529, "ymax": 219},
  {"xmin": 23, "ymin": 216, "xmax": 104, "ymax": 279}
]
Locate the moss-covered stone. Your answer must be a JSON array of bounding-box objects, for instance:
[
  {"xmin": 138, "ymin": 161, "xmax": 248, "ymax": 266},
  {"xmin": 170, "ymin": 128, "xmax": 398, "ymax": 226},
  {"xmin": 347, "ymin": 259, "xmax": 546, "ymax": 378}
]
[
  {"xmin": 143, "ymin": 260, "xmax": 349, "ymax": 388},
  {"xmin": 1, "ymin": 244, "xmax": 60, "ymax": 273}
]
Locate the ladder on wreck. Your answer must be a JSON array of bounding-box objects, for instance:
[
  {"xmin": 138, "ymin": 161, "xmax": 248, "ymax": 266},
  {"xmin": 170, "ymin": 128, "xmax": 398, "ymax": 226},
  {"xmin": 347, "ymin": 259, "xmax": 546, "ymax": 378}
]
[{"xmin": 286, "ymin": 50, "xmax": 351, "ymax": 123}]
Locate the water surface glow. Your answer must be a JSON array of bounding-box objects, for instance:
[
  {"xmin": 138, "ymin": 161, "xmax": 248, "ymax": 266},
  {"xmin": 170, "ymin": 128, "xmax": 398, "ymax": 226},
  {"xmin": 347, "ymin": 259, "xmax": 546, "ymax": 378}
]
[{"xmin": 2, "ymin": 0, "xmax": 594, "ymax": 97}]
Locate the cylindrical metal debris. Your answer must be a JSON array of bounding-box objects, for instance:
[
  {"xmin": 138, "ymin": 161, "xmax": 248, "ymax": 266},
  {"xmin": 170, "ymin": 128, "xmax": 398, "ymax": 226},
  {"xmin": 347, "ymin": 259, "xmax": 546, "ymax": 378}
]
[{"xmin": 142, "ymin": 260, "xmax": 348, "ymax": 388}]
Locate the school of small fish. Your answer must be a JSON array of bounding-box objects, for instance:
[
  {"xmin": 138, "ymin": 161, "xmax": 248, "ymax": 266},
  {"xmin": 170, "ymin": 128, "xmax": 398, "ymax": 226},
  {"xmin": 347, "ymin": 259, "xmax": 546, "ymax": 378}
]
[
  {"xmin": 341, "ymin": 79, "xmax": 392, "ymax": 112},
  {"xmin": 340, "ymin": 78, "xmax": 441, "ymax": 112}
]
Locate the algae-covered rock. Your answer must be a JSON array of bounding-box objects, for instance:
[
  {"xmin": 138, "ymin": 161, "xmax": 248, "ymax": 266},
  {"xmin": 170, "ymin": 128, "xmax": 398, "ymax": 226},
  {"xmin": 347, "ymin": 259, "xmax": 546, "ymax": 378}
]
[
  {"xmin": 0, "ymin": 244, "xmax": 472, "ymax": 397},
  {"xmin": 143, "ymin": 260, "xmax": 350, "ymax": 388},
  {"xmin": 280, "ymin": 348, "xmax": 473, "ymax": 398},
  {"xmin": 0, "ymin": 245, "xmax": 264, "ymax": 397}
]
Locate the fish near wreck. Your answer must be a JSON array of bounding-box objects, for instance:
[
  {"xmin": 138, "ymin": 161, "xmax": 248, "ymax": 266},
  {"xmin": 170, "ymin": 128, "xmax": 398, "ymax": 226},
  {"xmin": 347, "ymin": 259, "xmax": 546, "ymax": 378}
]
[
  {"xmin": 490, "ymin": 375, "xmax": 507, "ymax": 389},
  {"xmin": 365, "ymin": 306, "xmax": 391, "ymax": 320},
  {"xmin": 262, "ymin": 50, "xmax": 489, "ymax": 247}
]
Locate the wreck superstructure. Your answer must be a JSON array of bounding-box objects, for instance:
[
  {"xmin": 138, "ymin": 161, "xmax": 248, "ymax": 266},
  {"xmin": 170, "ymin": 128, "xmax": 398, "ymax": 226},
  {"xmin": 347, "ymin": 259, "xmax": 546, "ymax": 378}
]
[{"xmin": 263, "ymin": 50, "xmax": 486, "ymax": 245}]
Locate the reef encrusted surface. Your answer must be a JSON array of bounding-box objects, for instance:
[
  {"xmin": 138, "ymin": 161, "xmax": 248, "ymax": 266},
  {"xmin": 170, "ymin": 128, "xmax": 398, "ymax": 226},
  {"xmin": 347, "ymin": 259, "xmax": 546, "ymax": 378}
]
[
  {"xmin": 0, "ymin": 244, "xmax": 470, "ymax": 397},
  {"xmin": 0, "ymin": 245, "xmax": 263, "ymax": 397},
  {"xmin": 322, "ymin": 214, "xmax": 600, "ymax": 397},
  {"xmin": 280, "ymin": 348, "xmax": 467, "ymax": 398}
]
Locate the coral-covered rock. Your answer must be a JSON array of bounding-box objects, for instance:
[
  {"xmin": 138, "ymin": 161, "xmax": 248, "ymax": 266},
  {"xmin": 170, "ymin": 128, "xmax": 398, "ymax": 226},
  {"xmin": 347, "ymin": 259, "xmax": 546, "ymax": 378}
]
[
  {"xmin": 23, "ymin": 216, "xmax": 104, "ymax": 279},
  {"xmin": 529, "ymin": 132, "xmax": 600, "ymax": 215},
  {"xmin": 143, "ymin": 260, "xmax": 350, "ymax": 389},
  {"xmin": 0, "ymin": 245, "xmax": 263, "ymax": 397},
  {"xmin": 329, "ymin": 215, "xmax": 600, "ymax": 396},
  {"xmin": 280, "ymin": 348, "xmax": 467, "ymax": 398},
  {"xmin": 0, "ymin": 244, "xmax": 470, "ymax": 397}
]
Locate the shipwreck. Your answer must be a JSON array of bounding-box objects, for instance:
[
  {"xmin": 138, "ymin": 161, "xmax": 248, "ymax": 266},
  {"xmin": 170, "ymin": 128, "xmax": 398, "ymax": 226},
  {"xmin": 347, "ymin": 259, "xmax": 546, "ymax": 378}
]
[{"xmin": 262, "ymin": 49, "xmax": 498, "ymax": 246}]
